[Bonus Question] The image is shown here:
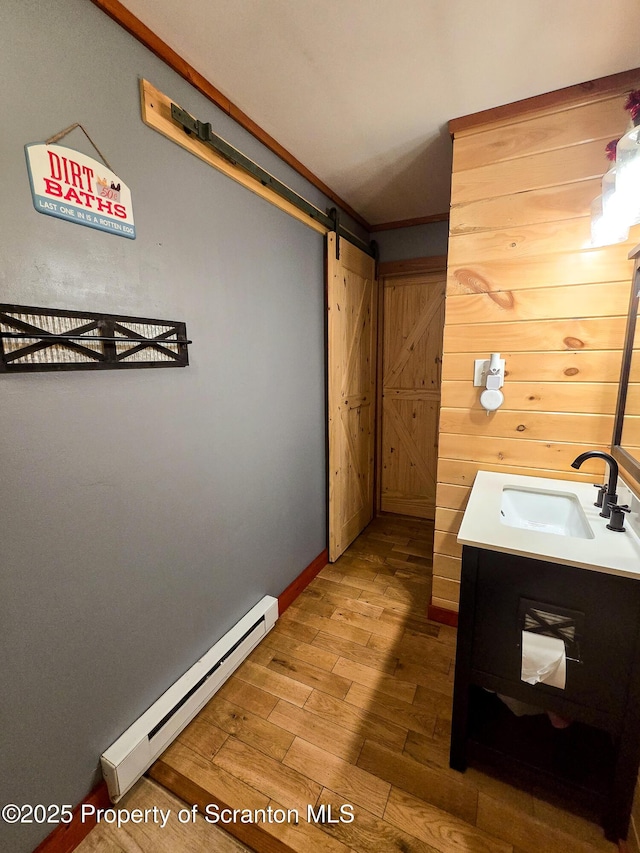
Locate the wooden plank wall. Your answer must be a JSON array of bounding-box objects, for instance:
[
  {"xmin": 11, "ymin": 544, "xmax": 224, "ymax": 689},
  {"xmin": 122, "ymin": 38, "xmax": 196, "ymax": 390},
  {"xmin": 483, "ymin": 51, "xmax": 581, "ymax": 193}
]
[{"xmin": 433, "ymin": 75, "xmax": 640, "ymax": 614}]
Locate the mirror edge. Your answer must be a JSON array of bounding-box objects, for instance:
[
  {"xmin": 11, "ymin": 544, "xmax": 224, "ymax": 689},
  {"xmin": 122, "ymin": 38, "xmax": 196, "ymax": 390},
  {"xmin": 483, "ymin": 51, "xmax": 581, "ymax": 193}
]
[{"xmin": 612, "ymin": 242, "xmax": 640, "ymax": 487}]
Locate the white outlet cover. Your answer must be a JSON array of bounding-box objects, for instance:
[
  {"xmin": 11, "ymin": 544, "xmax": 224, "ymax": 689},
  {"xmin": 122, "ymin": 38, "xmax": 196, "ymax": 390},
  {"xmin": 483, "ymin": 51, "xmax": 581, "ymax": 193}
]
[{"xmin": 473, "ymin": 358, "xmax": 505, "ymax": 387}]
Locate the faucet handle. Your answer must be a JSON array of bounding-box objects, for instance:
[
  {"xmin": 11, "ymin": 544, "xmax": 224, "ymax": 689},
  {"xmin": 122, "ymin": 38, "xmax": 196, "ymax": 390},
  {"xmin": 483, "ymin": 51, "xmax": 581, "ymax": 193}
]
[
  {"xmin": 593, "ymin": 483, "xmax": 607, "ymax": 508},
  {"xmin": 606, "ymin": 504, "xmax": 631, "ymax": 533},
  {"xmin": 600, "ymin": 491, "xmax": 619, "ymax": 518}
]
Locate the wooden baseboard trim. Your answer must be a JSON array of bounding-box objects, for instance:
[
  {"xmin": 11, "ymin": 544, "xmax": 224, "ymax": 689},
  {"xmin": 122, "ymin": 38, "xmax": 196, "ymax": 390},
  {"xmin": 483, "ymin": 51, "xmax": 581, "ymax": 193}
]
[
  {"xmin": 32, "ymin": 781, "xmax": 111, "ymax": 853},
  {"xmin": 278, "ymin": 549, "xmax": 328, "ymax": 614},
  {"xmin": 428, "ymin": 603, "xmax": 459, "ymax": 628}
]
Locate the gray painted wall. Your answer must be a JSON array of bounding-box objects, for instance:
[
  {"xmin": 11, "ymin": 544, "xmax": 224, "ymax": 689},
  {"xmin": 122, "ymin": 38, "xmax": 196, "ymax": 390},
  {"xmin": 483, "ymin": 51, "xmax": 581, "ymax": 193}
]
[
  {"xmin": 374, "ymin": 220, "xmax": 449, "ymax": 262},
  {"xmin": 0, "ymin": 2, "xmax": 346, "ymax": 849}
]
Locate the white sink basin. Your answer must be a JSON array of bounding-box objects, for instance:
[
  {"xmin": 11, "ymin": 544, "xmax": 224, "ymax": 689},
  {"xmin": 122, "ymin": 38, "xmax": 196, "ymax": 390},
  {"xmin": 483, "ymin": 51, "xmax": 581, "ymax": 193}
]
[
  {"xmin": 500, "ymin": 486, "xmax": 594, "ymax": 539},
  {"xmin": 457, "ymin": 471, "xmax": 640, "ymax": 578}
]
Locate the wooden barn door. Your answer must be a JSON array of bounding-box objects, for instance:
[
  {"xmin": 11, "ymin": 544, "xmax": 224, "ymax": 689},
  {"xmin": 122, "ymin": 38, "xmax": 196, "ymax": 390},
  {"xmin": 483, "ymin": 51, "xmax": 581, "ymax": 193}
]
[
  {"xmin": 379, "ymin": 268, "xmax": 446, "ymax": 519},
  {"xmin": 327, "ymin": 233, "xmax": 377, "ymax": 561}
]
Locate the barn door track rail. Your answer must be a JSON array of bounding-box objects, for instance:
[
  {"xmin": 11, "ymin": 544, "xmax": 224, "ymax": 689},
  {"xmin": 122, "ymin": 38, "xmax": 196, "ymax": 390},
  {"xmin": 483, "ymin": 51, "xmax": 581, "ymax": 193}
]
[{"xmin": 140, "ymin": 79, "xmax": 374, "ymax": 258}]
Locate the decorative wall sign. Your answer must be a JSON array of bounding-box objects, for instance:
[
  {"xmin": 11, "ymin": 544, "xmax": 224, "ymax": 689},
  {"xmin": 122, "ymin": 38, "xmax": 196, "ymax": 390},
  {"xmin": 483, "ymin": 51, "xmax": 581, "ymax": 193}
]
[
  {"xmin": 25, "ymin": 143, "xmax": 136, "ymax": 239},
  {"xmin": 0, "ymin": 305, "xmax": 190, "ymax": 372}
]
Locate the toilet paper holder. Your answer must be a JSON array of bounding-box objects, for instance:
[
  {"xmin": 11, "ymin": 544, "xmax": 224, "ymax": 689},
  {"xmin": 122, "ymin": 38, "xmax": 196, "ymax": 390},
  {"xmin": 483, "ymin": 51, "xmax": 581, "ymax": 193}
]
[{"xmin": 518, "ymin": 598, "xmax": 584, "ymax": 664}]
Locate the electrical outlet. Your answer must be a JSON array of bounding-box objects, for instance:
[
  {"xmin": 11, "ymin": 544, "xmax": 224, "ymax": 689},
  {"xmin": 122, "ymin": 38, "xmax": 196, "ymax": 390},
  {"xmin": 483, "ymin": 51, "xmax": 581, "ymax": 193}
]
[
  {"xmin": 473, "ymin": 359, "xmax": 488, "ymax": 386},
  {"xmin": 473, "ymin": 358, "xmax": 505, "ymax": 387}
]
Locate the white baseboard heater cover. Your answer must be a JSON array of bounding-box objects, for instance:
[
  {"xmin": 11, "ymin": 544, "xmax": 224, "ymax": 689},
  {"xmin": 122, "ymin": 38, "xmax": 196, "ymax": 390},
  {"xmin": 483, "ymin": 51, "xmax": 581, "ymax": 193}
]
[{"xmin": 100, "ymin": 594, "xmax": 278, "ymax": 802}]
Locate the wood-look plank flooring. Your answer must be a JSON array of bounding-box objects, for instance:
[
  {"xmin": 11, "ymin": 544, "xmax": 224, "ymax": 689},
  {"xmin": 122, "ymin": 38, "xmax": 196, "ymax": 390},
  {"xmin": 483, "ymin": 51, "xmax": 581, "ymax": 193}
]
[
  {"xmin": 75, "ymin": 778, "xmax": 252, "ymax": 852},
  {"xmin": 150, "ymin": 514, "xmax": 618, "ymax": 853},
  {"xmin": 85, "ymin": 515, "xmax": 619, "ymax": 852}
]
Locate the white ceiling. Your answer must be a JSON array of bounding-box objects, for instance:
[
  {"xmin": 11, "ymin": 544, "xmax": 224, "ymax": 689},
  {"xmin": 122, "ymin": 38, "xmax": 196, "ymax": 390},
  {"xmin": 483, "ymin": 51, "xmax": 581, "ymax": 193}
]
[{"xmin": 120, "ymin": 0, "xmax": 640, "ymax": 226}]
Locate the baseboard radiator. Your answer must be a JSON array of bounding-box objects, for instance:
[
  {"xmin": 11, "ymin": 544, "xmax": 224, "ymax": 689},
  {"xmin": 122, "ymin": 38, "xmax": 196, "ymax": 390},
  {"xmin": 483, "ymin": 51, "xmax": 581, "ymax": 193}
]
[{"xmin": 101, "ymin": 595, "xmax": 278, "ymax": 802}]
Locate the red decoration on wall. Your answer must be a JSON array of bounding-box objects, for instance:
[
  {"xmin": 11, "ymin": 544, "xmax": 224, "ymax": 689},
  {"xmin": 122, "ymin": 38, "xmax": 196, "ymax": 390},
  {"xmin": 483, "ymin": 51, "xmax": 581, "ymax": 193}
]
[{"xmin": 624, "ymin": 89, "xmax": 640, "ymax": 122}]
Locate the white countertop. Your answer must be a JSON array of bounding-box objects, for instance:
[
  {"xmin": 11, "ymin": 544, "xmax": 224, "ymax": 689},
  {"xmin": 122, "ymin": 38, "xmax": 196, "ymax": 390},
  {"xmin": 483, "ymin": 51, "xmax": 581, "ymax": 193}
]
[{"xmin": 457, "ymin": 471, "xmax": 640, "ymax": 579}]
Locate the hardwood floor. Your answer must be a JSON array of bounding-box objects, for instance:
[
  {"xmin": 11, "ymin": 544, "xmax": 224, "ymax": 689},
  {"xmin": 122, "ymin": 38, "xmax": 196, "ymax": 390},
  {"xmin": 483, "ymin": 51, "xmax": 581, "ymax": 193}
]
[
  {"xmin": 75, "ymin": 778, "xmax": 252, "ymax": 852},
  {"xmin": 81, "ymin": 515, "xmax": 619, "ymax": 852}
]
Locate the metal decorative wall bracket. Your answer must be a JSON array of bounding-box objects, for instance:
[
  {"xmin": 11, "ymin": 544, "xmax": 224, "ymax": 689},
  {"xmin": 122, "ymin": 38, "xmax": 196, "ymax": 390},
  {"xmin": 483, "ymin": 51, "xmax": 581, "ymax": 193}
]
[{"xmin": 0, "ymin": 305, "xmax": 190, "ymax": 372}]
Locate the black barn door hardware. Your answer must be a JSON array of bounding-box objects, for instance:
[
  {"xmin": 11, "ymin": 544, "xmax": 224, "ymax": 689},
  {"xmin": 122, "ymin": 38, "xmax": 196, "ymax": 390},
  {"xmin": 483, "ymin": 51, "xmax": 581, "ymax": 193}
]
[
  {"xmin": 329, "ymin": 208, "xmax": 341, "ymax": 259},
  {"xmin": 170, "ymin": 103, "xmax": 374, "ymax": 259},
  {"xmin": 0, "ymin": 305, "xmax": 190, "ymax": 372}
]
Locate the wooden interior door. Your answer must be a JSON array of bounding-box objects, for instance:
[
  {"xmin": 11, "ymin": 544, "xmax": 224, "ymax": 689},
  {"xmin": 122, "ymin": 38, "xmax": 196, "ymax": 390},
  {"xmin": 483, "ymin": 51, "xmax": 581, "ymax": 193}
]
[
  {"xmin": 327, "ymin": 232, "xmax": 377, "ymax": 561},
  {"xmin": 379, "ymin": 269, "xmax": 446, "ymax": 519}
]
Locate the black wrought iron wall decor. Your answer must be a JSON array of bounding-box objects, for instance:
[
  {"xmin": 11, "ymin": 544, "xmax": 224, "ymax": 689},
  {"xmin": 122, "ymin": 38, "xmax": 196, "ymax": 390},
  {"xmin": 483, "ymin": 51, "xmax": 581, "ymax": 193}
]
[{"xmin": 0, "ymin": 305, "xmax": 190, "ymax": 372}]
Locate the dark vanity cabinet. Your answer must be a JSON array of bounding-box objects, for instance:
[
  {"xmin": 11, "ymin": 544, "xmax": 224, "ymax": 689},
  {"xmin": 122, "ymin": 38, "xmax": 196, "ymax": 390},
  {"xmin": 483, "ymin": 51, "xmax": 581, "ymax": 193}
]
[{"xmin": 450, "ymin": 545, "xmax": 640, "ymax": 841}]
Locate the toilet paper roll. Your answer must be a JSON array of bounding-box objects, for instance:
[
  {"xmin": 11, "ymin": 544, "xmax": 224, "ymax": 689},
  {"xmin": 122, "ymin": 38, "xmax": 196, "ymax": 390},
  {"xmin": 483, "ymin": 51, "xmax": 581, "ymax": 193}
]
[{"xmin": 521, "ymin": 630, "xmax": 566, "ymax": 689}]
